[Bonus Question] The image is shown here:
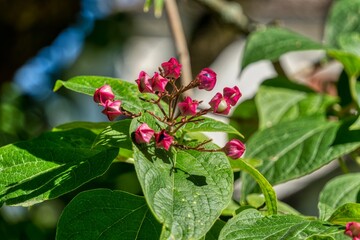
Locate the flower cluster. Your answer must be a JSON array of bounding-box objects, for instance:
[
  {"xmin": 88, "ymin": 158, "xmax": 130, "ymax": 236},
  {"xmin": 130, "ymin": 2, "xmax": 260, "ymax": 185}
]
[
  {"xmin": 93, "ymin": 58, "xmax": 245, "ymax": 159},
  {"xmin": 345, "ymin": 222, "xmax": 360, "ymax": 240}
]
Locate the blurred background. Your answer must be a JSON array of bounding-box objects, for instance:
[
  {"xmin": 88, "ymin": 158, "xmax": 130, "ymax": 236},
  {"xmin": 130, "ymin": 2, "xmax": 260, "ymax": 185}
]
[{"xmin": 0, "ymin": 0, "xmax": 345, "ymax": 239}]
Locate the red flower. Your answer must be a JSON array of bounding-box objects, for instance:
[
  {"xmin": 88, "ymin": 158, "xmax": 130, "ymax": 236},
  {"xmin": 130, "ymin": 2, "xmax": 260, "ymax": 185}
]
[
  {"xmin": 161, "ymin": 57, "xmax": 182, "ymax": 79},
  {"xmin": 178, "ymin": 96, "xmax": 199, "ymax": 116},
  {"xmin": 135, "ymin": 71, "xmax": 153, "ymax": 93},
  {"xmin": 102, "ymin": 100, "xmax": 122, "ymax": 121},
  {"xmin": 154, "ymin": 130, "xmax": 174, "ymax": 151},
  {"xmin": 93, "ymin": 85, "xmax": 115, "ymax": 106},
  {"xmin": 223, "ymin": 86, "xmax": 241, "ymax": 106},
  {"xmin": 209, "ymin": 93, "xmax": 231, "ymax": 115},
  {"xmin": 197, "ymin": 68, "xmax": 217, "ymax": 91},
  {"xmin": 151, "ymin": 72, "xmax": 169, "ymax": 93},
  {"xmin": 345, "ymin": 222, "xmax": 360, "ymax": 240},
  {"xmin": 223, "ymin": 139, "xmax": 245, "ymax": 159},
  {"xmin": 134, "ymin": 123, "xmax": 155, "ymax": 144}
]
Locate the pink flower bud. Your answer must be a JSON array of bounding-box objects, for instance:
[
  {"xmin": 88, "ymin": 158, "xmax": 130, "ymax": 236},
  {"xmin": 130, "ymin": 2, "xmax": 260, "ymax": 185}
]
[
  {"xmin": 154, "ymin": 130, "xmax": 174, "ymax": 151},
  {"xmin": 135, "ymin": 71, "xmax": 153, "ymax": 93},
  {"xmin": 151, "ymin": 72, "xmax": 169, "ymax": 93},
  {"xmin": 161, "ymin": 57, "xmax": 182, "ymax": 79},
  {"xmin": 134, "ymin": 123, "xmax": 155, "ymax": 144},
  {"xmin": 345, "ymin": 222, "xmax": 360, "ymax": 240},
  {"xmin": 178, "ymin": 96, "xmax": 199, "ymax": 116},
  {"xmin": 93, "ymin": 85, "xmax": 115, "ymax": 106},
  {"xmin": 224, "ymin": 139, "xmax": 245, "ymax": 159},
  {"xmin": 209, "ymin": 93, "xmax": 231, "ymax": 115},
  {"xmin": 102, "ymin": 100, "xmax": 122, "ymax": 121},
  {"xmin": 223, "ymin": 86, "xmax": 241, "ymax": 106},
  {"xmin": 197, "ymin": 68, "xmax": 217, "ymax": 91}
]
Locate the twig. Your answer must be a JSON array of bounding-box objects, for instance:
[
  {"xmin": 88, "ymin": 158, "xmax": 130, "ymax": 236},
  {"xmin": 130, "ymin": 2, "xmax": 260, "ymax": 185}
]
[{"xmin": 165, "ymin": 0, "xmax": 193, "ymax": 94}]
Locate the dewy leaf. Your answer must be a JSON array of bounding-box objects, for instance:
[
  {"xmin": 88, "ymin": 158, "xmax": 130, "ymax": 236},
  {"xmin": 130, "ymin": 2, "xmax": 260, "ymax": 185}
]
[
  {"xmin": 241, "ymin": 27, "xmax": 324, "ymax": 70},
  {"xmin": 218, "ymin": 209, "xmax": 342, "ymax": 240},
  {"xmin": 256, "ymin": 85, "xmax": 337, "ymax": 129},
  {"xmin": 324, "ymin": 0, "xmax": 360, "ymax": 47},
  {"xmin": 54, "ymin": 76, "xmax": 158, "ymax": 114},
  {"xmin": 131, "ymin": 119, "xmax": 233, "ymax": 240},
  {"xmin": 327, "ymin": 203, "xmax": 360, "ymax": 225},
  {"xmin": 182, "ymin": 116, "xmax": 244, "ymax": 137},
  {"xmin": 56, "ymin": 189, "xmax": 161, "ymax": 240},
  {"xmin": 0, "ymin": 129, "xmax": 118, "ymax": 206},
  {"xmin": 318, "ymin": 173, "xmax": 360, "ymax": 220},
  {"xmin": 241, "ymin": 117, "xmax": 360, "ymax": 197}
]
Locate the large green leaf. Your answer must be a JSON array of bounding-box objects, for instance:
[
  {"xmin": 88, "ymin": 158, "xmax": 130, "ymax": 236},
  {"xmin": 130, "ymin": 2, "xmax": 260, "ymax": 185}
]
[
  {"xmin": 324, "ymin": 0, "xmax": 360, "ymax": 47},
  {"xmin": 0, "ymin": 129, "xmax": 118, "ymax": 206},
  {"xmin": 241, "ymin": 117, "xmax": 360, "ymax": 196},
  {"xmin": 54, "ymin": 76, "xmax": 158, "ymax": 114},
  {"xmin": 56, "ymin": 189, "xmax": 161, "ymax": 239},
  {"xmin": 256, "ymin": 86, "xmax": 336, "ymax": 129},
  {"xmin": 241, "ymin": 27, "xmax": 324, "ymax": 70},
  {"xmin": 131, "ymin": 119, "xmax": 233, "ymax": 239},
  {"xmin": 218, "ymin": 209, "xmax": 342, "ymax": 240},
  {"xmin": 327, "ymin": 203, "xmax": 360, "ymax": 225},
  {"xmin": 318, "ymin": 173, "xmax": 360, "ymax": 220},
  {"xmin": 181, "ymin": 116, "xmax": 243, "ymax": 137}
]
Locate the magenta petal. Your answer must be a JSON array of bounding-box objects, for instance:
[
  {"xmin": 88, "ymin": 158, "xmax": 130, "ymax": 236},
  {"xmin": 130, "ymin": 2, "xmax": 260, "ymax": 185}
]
[
  {"xmin": 93, "ymin": 85, "xmax": 115, "ymax": 106},
  {"xmin": 197, "ymin": 68, "xmax": 217, "ymax": 91},
  {"xmin": 224, "ymin": 139, "xmax": 245, "ymax": 159},
  {"xmin": 223, "ymin": 86, "xmax": 241, "ymax": 106},
  {"xmin": 134, "ymin": 123, "xmax": 155, "ymax": 144},
  {"xmin": 178, "ymin": 96, "xmax": 198, "ymax": 116}
]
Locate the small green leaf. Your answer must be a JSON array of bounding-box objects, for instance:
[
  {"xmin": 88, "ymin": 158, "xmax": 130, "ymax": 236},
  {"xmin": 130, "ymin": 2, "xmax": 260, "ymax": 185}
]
[
  {"xmin": 0, "ymin": 129, "xmax": 118, "ymax": 206},
  {"xmin": 182, "ymin": 116, "xmax": 244, "ymax": 137},
  {"xmin": 219, "ymin": 209, "xmax": 342, "ymax": 240},
  {"xmin": 241, "ymin": 117, "xmax": 360, "ymax": 196},
  {"xmin": 54, "ymin": 76, "xmax": 158, "ymax": 114},
  {"xmin": 319, "ymin": 173, "xmax": 360, "ymax": 220},
  {"xmin": 132, "ymin": 118, "xmax": 233, "ymax": 239},
  {"xmin": 338, "ymin": 33, "xmax": 360, "ymax": 56},
  {"xmin": 56, "ymin": 189, "xmax": 161, "ymax": 239},
  {"xmin": 256, "ymin": 85, "xmax": 337, "ymax": 129},
  {"xmin": 241, "ymin": 27, "xmax": 324, "ymax": 70},
  {"xmin": 324, "ymin": 0, "xmax": 360, "ymax": 47},
  {"xmin": 327, "ymin": 203, "xmax": 360, "ymax": 225}
]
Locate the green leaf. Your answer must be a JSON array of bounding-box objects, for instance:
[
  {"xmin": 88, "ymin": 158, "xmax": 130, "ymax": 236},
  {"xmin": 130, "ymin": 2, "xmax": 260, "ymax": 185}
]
[
  {"xmin": 219, "ymin": 209, "xmax": 342, "ymax": 240},
  {"xmin": 56, "ymin": 189, "xmax": 161, "ymax": 239},
  {"xmin": 241, "ymin": 27, "xmax": 324, "ymax": 70},
  {"xmin": 52, "ymin": 121, "xmax": 111, "ymax": 134},
  {"xmin": 241, "ymin": 117, "xmax": 360, "ymax": 196},
  {"xmin": 324, "ymin": 0, "xmax": 360, "ymax": 47},
  {"xmin": 204, "ymin": 219, "xmax": 226, "ymax": 240},
  {"xmin": 0, "ymin": 129, "xmax": 118, "ymax": 206},
  {"xmin": 132, "ymin": 119, "xmax": 233, "ymax": 239},
  {"xmin": 327, "ymin": 203, "xmax": 360, "ymax": 225},
  {"xmin": 338, "ymin": 33, "xmax": 360, "ymax": 56},
  {"xmin": 54, "ymin": 76, "xmax": 158, "ymax": 114},
  {"xmin": 231, "ymin": 160, "xmax": 277, "ymax": 215},
  {"xmin": 328, "ymin": 49, "xmax": 360, "ymax": 78},
  {"xmin": 319, "ymin": 173, "xmax": 360, "ymax": 220},
  {"xmin": 93, "ymin": 119, "xmax": 132, "ymax": 150},
  {"xmin": 181, "ymin": 116, "xmax": 244, "ymax": 137},
  {"xmin": 229, "ymin": 99, "xmax": 259, "ymax": 140},
  {"xmin": 256, "ymin": 85, "xmax": 337, "ymax": 129}
]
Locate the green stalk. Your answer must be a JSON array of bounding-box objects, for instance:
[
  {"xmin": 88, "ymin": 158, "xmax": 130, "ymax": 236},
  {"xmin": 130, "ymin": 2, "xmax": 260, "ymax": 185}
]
[{"xmin": 232, "ymin": 160, "xmax": 278, "ymax": 215}]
